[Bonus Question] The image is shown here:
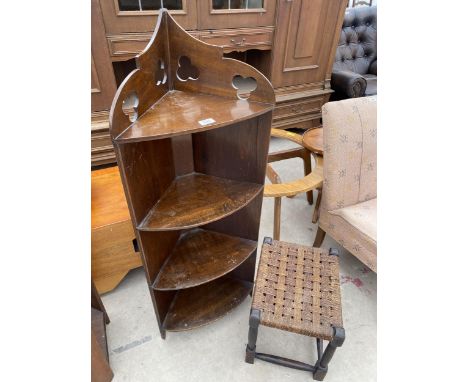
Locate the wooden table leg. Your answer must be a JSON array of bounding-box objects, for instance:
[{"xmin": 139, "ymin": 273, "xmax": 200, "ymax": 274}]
[
  {"xmin": 266, "ymin": 164, "xmax": 283, "ymax": 241},
  {"xmin": 312, "ymin": 187, "xmax": 322, "ymax": 224},
  {"xmin": 302, "ymin": 149, "xmax": 313, "ymax": 205},
  {"xmin": 274, "ymin": 196, "xmax": 281, "ymax": 240}
]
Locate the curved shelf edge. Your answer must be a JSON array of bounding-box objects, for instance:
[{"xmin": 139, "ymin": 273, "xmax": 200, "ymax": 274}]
[
  {"xmin": 152, "ymin": 228, "xmax": 257, "ymax": 291},
  {"xmin": 115, "ymin": 91, "xmax": 274, "ymax": 144},
  {"xmin": 163, "ymin": 277, "xmax": 252, "ymax": 332},
  {"xmin": 137, "ymin": 173, "xmax": 264, "ymax": 231}
]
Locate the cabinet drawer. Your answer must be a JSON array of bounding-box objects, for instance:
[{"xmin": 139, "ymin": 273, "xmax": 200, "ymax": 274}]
[
  {"xmin": 273, "ymin": 98, "xmax": 322, "ymax": 121},
  {"xmin": 108, "ymin": 31, "xmax": 199, "ymax": 60},
  {"xmin": 91, "ymin": 111, "xmax": 116, "ymax": 166},
  {"xmin": 198, "ymin": 27, "xmax": 273, "ymax": 52},
  {"xmin": 108, "ymin": 34, "xmax": 150, "ymax": 59}
]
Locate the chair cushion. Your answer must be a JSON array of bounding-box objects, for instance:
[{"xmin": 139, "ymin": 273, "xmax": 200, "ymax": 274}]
[
  {"xmin": 321, "ymin": 96, "xmax": 377, "ymax": 212},
  {"xmin": 330, "ymin": 198, "xmax": 376, "ymax": 242},
  {"xmin": 319, "ymin": 208, "xmax": 377, "ymax": 272},
  {"xmin": 363, "ymin": 74, "xmax": 377, "ymax": 96}
]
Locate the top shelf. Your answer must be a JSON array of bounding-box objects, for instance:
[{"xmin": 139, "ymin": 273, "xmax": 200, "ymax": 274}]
[{"xmin": 115, "ymin": 91, "xmax": 273, "ymax": 143}]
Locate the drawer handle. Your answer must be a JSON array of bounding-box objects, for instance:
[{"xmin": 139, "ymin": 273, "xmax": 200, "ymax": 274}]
[
  {"xmin": 230, "ymin": 38, "xmax": 246, "ymax": 46},
  {"xmin": 292, "ymin": 105, "xmax": 304, "ymax": 113}
]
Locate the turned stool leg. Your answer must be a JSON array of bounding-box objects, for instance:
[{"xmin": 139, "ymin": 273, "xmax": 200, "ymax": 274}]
[
  {"xmin": 312, "ymin": 187, "xmax": 322, "ymax": 224},
  {"xmin": 245, "ymin": 309, "xmax": 261, "ymax": 364},
  {"xmin": 313, "ymin": 327, "xmax": 345, "ymax": 381}
]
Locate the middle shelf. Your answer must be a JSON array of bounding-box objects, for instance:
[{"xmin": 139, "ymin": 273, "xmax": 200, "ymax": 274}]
[
  {"xmin": 153, "ymin": 228, "xmax": 256, "ymax": 290},
  {"xmin": 137, "ymin": 173, "xmax": 263, "ymax": 231}
]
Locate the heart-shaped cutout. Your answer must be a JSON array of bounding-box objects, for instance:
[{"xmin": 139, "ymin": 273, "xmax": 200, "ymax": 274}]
[
  {"xmin": 155, "ymin": 59, "xmax": 167, "ymax": 86},
  {"xmin": 176, "ymin": 56, "xmax": 200, "ymax": 81},
  {"xmin": 232, "ymin": 75, "xmax": 257, "ymax": 99},
  {"xmin": 122, "ymin": 91, "xmax": 139, "ymax": 123}
]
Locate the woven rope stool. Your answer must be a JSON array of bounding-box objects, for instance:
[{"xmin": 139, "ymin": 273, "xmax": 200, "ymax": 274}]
[{"xmin": 245, "ymin": 238, "xmax": 345, "ymax": 381}]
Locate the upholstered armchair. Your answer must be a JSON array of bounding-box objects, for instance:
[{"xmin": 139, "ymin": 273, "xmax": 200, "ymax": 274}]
[
  {"xmin": 313, "ymin": 96, "xmax": 377, "ymax": 272},
  {"xmin": 331, "ymin": 6, "xmax": 377, "ymax": 100}
]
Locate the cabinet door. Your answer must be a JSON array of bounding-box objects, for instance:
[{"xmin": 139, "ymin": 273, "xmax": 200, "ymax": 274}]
[
  {"xmin": 99, "ymin": 0, "xmax": 197, "ymax": 33},
  {"xmin": 92, "ymin": 0, "xmax": 118, "ymax": 112},
  {"xmin": 270, "ymin": 0, "xmax": 347, "ymax": 88},
  {"xmin": 198, "ymin": 0, "xmax": 276, "ymax": 30}
]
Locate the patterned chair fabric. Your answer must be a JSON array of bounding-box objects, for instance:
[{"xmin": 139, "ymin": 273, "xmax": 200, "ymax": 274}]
[{"xmin": 319, "ymin": 96, "xmax": 377, "ymax": 271}]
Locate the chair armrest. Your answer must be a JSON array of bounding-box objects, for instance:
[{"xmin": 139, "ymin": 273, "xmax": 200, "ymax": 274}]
[
  {"xmin": 369, "ymin": 60, "xmax": 377, "ymax": 75},
  {"xmin": 331, "ymin": 71, "xmax": 367, "ymax": 98}
]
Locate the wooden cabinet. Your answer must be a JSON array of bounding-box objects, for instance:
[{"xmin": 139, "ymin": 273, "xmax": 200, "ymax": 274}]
[
  {"xmin": 197, "ymin": 0, "xmax": 276, "ymax": 29},
  {"xmin": 99, "ymin": 0, "xmax": 197, "ymax": 33},
  {"xmin": 91, "ymin": 0, "xmax": 347, "ymax": 166},
  {"xmin": 92, "ymin": 0, "xmax": 117, "ymax": 112},
  {"xmin": 271, "ymin": 0, "xmax": 346, "ymax": 88},
  {"xmin": 270, "ymin": 0, "xmax": 348, "ymax": 131},
  {"xmin": 198, "ymin": 26, "xmax": 274, "ymax": 53},
  {"xmin": 92, "ymin": 166, "xmax": 142, "ymax": 293}
]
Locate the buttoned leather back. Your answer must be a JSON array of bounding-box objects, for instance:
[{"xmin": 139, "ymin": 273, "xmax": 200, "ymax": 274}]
[{"xmin": 333, "ymin": 6, "xmax": 377, "ymax": 75}]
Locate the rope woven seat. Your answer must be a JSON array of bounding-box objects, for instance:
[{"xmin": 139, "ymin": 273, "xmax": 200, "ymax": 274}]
[
  {"xmin": 252, "ymin": 239, "xmax": 342, "ymax": 341},
  {"xmin": 245, "ymin": 238, "xmax": 345, "ymax": 380}
]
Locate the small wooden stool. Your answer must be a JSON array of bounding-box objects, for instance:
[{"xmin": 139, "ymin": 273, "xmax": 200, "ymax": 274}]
[
  {"xmin": 302, "ymin": 127, "xmax": 324, "ymax": 224},
  {"xmin": 265, "ymin": 129, "xmax": 323, "ymax": 240},
  {"xmin": 245, "ymin": 238, "xmax": 345, "ymax": 381}
]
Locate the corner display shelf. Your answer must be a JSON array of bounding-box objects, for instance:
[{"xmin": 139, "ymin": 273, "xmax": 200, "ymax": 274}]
[{"xmin": 110, "ymin": 9, "xmax": 275, "ymax": 339}]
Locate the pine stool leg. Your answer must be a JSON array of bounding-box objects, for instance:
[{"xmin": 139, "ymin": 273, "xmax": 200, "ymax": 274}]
[
  {"xmin": 273, "ymin": 197, "xmax": 281, "ymax": 240},
  {"xmin": 313, "ymin": 326, "xmax": 345, "ymax": 381},
  {"xmin": 245, "ymin": 309, "xmax": 261, "ymax": 364}
]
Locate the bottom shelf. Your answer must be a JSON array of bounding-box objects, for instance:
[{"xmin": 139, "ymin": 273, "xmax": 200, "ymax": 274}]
[{"xmin": 163, "ymin": 277, "xmax": 252, "ymax": 332}]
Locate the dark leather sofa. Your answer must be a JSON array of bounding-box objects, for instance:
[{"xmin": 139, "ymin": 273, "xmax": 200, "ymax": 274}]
[{"xmin": 331, "ymin": 6, "xmax": 377, "ymax": 100}]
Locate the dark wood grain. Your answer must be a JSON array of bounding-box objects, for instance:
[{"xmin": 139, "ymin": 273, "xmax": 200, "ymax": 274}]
[
  {"xmin": 110, "ymin": 10, "xmax": 274, "ymax": 337},
  {"xmin": 91, "ymin": 330, "xmax": 113, "ymax": 382},
  {"xmin": 116, "ymin": 91, "xmax": 273, "ymax": 143},
  {"xmin": 138, "ymin": 173, "xmax": 263, "ymax": 231},
  {"xmin": 91, "ymin": 308, "xmax": 107, "ymax": 358},
  {"xmin": 91, "ymin": 281, "xmax": 109, "ymax": 324},
  {"xmin": 204, "ymin": 192, "xmax": 264, "ymax": 285},
  {"xmin": 171, "ymin": 134, "xmax": 194, "ymax": 176},
  {"xmin": 109, "ymin": 10, "xmax": 275, "ymax": 141},
  {"xmin": 153, "ymin": 228, "xmax": 256, "ymax": 291},
  {"xmin": 163, "ymin": 277, "xmax": 252, "ymax": 332},
  {"xmin": 193, "ymin": 112, "xmax": 272, "ymax": 185},
  {"xmin": 91, "ymin": 282, "xmax": 112, "ymax": 381}
]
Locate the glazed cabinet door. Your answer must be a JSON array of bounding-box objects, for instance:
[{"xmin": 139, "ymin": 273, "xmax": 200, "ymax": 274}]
[
  {"xmin": 92, "ymin": 0, "xmax": 117, "ymax": 111},
  {"xmin": 198, "ymin": 0, "xmax": 276, "ymax": 29},
  {"xmin": 270, "ymin": 0, "xmax": 347, "ymax": 88},
  {"xmin": 99, "ymin": 0, "xmax": 197, "ymax": 33}
]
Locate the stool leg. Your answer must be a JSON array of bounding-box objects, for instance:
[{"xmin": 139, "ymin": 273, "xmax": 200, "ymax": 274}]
[
  {"xmin": 313, "ymin": 327, "xmax": 345, "ymax": 381},
  {"xmin": 303, "ymin": 149, "xmax": 313, "ymax": 205},
  {"xmin": 245, "ymin": 309, "xmax": 261, "ymax": 364},
  {"xmin": 312, "ymin": 187, "xmax": 322, "ymax": 224},
  {"xmin": 313, "ymin": 226, "xmax": 326, "ymax": 247},
  {"xmin": 273, "ymin": 197, "xmax": 281, "ymax": 240}
]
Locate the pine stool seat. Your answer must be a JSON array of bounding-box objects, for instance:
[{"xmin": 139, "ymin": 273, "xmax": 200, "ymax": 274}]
[{"xmin": 245, "ymin": 238, "xmax": 345, "ymax": 380}]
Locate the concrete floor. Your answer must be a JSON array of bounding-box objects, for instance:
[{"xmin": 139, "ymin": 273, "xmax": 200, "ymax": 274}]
[{"xmin": 102, "ymin": 136, "xmax": 377, "ymax": 382}]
